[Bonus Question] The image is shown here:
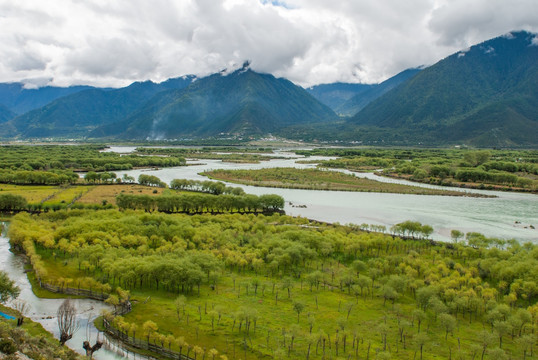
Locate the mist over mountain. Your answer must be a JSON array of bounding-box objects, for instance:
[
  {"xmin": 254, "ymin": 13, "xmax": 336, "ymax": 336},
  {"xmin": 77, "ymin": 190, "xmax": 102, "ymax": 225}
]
[
  {"xmin": 92, "ymin": 67, "xmax": 336, "ymax": 140},
  {"xmin": 337, "ymin": 68, "xmax": 422, "ymax": 116},
  {"xmin": 0, "ymin": 83, "xmax": 95, "ymax": 116},
  {"xmin": 347, "ymin": 31, "xmax": 538, "ymax": 147},
  {"xmin": 306, "ymin": 83, "xmax": 373, "ymax": 115},
  {"xmin": 305, "ymin": 69, "xmax": 421, "ymax": 117},
  {"xmin": 0, "ymin": 31, "xmax": 536, "ymax": 147},
  {"xmin": 0, "ymin": 76, "xmax": 195, "ymax": 138}
]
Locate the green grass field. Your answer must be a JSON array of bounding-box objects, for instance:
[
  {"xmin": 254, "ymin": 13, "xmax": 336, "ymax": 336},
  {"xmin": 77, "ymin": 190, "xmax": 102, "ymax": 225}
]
[
  {"xmin": 0, "ymin": 184, "xmax": 60, "ymax": 204},
  {"xmin": 203, "ymin": 168, "xmax": 485, "ymax": 196}
]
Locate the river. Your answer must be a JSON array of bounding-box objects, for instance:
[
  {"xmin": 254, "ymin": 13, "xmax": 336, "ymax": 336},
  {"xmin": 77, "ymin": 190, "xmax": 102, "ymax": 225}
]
[
  {"xmin": 0, "ymin": 147, "xmax": 536, "ymax": 360},
  {"xmin": 106, "ymin": 147, "xmax": 537, "ymax": 243},
  {"xmin": 0, "ymin": 224, "xmax": 152, "ymax": 360}
]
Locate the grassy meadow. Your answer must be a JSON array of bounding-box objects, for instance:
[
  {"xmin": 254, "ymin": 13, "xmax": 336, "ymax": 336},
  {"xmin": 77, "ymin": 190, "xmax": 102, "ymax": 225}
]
[{"xmin": 203, "ymin": 168, "xmax": 485, "ymax": 196}]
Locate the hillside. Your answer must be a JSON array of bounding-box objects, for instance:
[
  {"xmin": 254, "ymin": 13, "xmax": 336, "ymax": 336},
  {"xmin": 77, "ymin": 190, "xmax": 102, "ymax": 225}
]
[
  {"xmin": 306, "ymin": 82, "xmax": 373, "ymax": 114},
  {"xmin": 1, "ymin": 76, "xmax": 195, "ymax": 138},
  {"xmin": 337, "ymin": 68, "xmax": 421, "ymax": 116},
  {"xmin": 349, "ymin": 31, "xmax": 538, "ymax": 147},
  {"xmin": 0, "ymin": 104, "xmax": 16, "ymax": 123},
  {"xmin": 93, "ymin": 66, "xmax": 337, "ymax": 140},
  {"xmin": 0, "ymin": 83, "xmax": 94, "ymax": 115}
]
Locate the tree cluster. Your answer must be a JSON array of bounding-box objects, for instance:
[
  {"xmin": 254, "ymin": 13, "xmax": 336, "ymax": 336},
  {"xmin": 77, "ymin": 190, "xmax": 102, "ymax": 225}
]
[
  {"xmin": 170, "ymin": 179, "xmax": 245, "ymax": 195},
  {"xmin": 0, "ymin": 169, "xmax": 79, "ymax": 185},
  {"xmin": 116, "ymin": 193, "xmax": 285, "ymax": 213},
  {"xmin": 0, "ymin": 145, "xmax": 185, "ymax": 172}
]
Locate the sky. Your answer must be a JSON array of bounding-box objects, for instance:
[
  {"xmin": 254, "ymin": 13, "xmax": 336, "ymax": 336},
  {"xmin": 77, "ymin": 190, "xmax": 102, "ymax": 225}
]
[{"xmin": 0, "ymin": 0, "xmax": 537, "ymax": 88}]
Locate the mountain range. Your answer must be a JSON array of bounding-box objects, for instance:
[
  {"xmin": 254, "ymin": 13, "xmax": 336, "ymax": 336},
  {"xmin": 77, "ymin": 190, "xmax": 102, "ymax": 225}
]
[
  {"xmin": 347, "ymin": 31, "xmax": 538, "ymax": 147},
  {"xmin": 0, "ymin": 83, "xmax": 95, "ymax": 116},
  {"xmin": 0, "ymin": 76, "xmax": 196, "ymax": 138},
  {"xmin": 92, "ymin": 65, "xmax": 337, "ymax": 140},
  {"xmin": 306, "ymin": 68, "xmax": 422, "ymax": 116},
  {"xmin": 0, "ymin": 31, "xmax": 536, "ymax": 147}
]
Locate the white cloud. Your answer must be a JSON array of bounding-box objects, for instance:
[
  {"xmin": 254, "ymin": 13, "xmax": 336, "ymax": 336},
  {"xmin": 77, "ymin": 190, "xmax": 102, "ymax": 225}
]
[{"xmin": 0, "ymin": 0, "xmax": 537, "ymax": 87}]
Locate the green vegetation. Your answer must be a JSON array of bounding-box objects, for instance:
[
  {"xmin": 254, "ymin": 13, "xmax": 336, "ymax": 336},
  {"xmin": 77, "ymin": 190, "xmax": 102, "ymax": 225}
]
[
  {"xmin": 0, "ymin": 145, "xmax": 185, "ymax": 173},
  {"xmin": 0, "ymin": 184, "xmax": 113, "ymax": 213},
  {"xmin": 203, "ymin": 167, "xmax": 484, "ymax": 196},
  {"xmin": 116, "ymin": 192, "xmax": 284, "ymax": 213},
  {"xmin": 104, "ymin": 69, "xmax": 336, "ymax": 139},
  {"xmin": 0, "ymin": 193, "xmax": 28, "ymax": 211},
  {"xmin": 135, "ymin": 147, "xmax": 277, "ymax": 163},
  {"xmin": 296, "ymin": 148, "xmax": 538, "ymax": 192},
  {"xmin": 8, "ymin": 210, "xmax": 538, "ymax": 360},
  {"xmin": 347, "ymin": 32, "xmax": 538, "ymax": 148},
  {"xmin": 0, "ymin": 270, "xmax": 20, "ymax": 302},
  {"xmin": 0, "ymin": 305, "xmax": 82, "ymax": 360},
  {"xmin": 170, "ymin": 179, "xmax": 245, "ymax": 195},
  {"xmin": 0, "ymin": 270, "xmax": 81, "ymax": 359}
]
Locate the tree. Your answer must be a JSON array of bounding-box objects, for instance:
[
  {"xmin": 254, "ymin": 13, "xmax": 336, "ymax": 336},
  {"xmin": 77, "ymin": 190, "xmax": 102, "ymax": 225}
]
[
  {"xmin": 57, "ymin": 299, "xmax": 78, "ymax": 346},
  {"xmin": 516, "ymin": 334, "xmax": 535, "ymax": 359},
  {"xmin": 351, "ymin": 260, "xmax": 367, "ymax": 277},
  {"xmin": 208, "ymin": 348, "xmax": 219, "ymax": 360},
  {"xmin": 488, "ymin": 348, "xmax": 507, "ymax": 360},
  {"xmin": 420, "ymin": 224, "xmax": 433, "ymax": 239},
  {"xmin": 415, "ymin": 333, "xmax": 428, "ymax": 360},
  {"xmin": 259, "ymin": 194, "xmax": 285, "ymax": 212},
  {"xmin": 477, "ymin": 330, "xmax": 495, "ymax": 360},
  {"xmin": 438, "ymin": 313, "xmax": 456, "ymax": 340},
  {"xmin": 293, "ymin": 301, "xmax": 305, "ymax": 323},
  {"xmin": 105, "ymin": 294, "xmax": 119, "ymax": 313},
  {"xmin": 0, "ymin": 271, "xmax": 20, "ymax": 303},
  {"xmin": 83, "ymin": 340, "xmax": 103, "ymax": 360},
  {"xmin": 281, "ymin": 277, "xmax": 293, "ymax": 298},
  {"xmin": 0, "ymin": 194, "xmax": 27, "ymax": 211},
  {"xmin": 143, "ymin": 320, "xmax": 158, "ymax": 344},
  {"xmin": 193, "ymin": 345, "xmax": 204, "ymax": 360},
  {"xmin": 493, "ymin": 320, "xmax": 511, "ymax": 348},
  {"xmin": 13, "ymin": 299, "xmax": 29, "ymax": 326},
  {"xmin": 413, "ymin": 309, "xmax": 426, "ymax": 333},
  {"xmin": 451, "ymin": 230, "xmax": 464, "ymax": 244},
  {"xmin": 174, "ymin": 295, "xmax": 187, "ymax": 322},
  {"xmin": 382, "ymin": 286, "xmax": 398, "ymax": 307}
]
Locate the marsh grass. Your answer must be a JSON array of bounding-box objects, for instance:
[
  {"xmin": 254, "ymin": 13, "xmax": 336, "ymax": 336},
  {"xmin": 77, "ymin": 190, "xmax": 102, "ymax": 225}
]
[{"xmin": 204, "ymin": 168, "xmax": 475, "ymax": 196}]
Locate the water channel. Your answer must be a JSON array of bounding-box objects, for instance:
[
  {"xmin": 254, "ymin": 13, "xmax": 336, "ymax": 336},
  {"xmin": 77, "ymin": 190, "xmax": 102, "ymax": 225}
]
[
  {"xmin": 0, "ymin": 224, "xmax": 152, "ymax": 360},
  {"xmin": 0, "ymin": 146, "xmax": 536, "ymax": 360},
  {"xmin": 107, "ymin": 147, "xmax": 537, "ymax": 243}
]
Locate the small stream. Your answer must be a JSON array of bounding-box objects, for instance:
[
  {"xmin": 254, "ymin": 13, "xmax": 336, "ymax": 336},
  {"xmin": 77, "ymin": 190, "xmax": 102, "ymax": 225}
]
[{"xmin": 0, "ymin": 223, "xmax": 152, "ymax": 360}]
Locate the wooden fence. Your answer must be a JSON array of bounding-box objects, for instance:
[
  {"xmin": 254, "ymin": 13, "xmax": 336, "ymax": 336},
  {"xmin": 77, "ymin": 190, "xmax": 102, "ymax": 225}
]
[
  {"xmin": 39, "ymin": 281, "xmax": 192, "ymax": 359},
  {"xmin": 103, "ymin": 318, "xmax": 192, "ymax": 360}
]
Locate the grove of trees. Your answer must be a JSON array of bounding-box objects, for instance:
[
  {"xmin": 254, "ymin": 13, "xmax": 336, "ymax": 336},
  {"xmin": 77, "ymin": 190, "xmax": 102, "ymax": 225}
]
[
  {"xmin": 7, "ymin": 209, "xmax": 538, "ymax": 359},
  {"xmin": 116, "ymin": 193, "xmax": 285, "ymax": 213}
]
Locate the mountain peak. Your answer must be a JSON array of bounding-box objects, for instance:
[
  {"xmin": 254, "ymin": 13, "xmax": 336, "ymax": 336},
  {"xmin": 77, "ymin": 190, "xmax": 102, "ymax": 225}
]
[{"xmin": 348, "ymin": 30, "xmax": 538, "ymax": 147}]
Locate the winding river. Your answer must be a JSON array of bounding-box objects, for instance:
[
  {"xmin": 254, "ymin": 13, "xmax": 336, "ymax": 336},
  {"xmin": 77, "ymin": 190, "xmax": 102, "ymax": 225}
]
[
  {"xmin": 107, "ymin": 148, "xmax": 537, "ymax": 243},
  {"xmin": 1, "ymin": 147, "xmax": 535, "ymax": 360},
  {"xmin": 0, "ymin": 225, "xmax": 151, "ymax": 360}
]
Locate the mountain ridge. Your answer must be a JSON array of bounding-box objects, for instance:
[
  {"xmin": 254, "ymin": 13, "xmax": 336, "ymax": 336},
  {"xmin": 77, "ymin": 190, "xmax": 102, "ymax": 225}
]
[
  {"xmin": 0, "ymin": 76, "xmax": 196, "ymax": 138},
  {"xmin": 346, "ymin": 30, "xmax": 538, "ymax": 147},
  {"xmin": 95, "ymin": 68, "xmax": 337, "ymax": 140}
]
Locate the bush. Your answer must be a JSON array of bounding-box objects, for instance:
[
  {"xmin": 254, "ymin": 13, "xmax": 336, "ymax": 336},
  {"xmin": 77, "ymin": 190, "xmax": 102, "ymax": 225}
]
[
  {"xmin": 412, "ymin": 169, "xmax": 428, "ymax": 180},
  {"xmin": 0, "ymin": 338, "xmax": 17, "ymax": 355}
]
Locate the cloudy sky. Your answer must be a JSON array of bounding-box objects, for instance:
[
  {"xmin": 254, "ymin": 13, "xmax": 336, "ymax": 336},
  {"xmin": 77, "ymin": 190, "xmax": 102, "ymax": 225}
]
[{"xmin": 1, "ymin": 0, "xmax": 537, "ymax": 88}]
